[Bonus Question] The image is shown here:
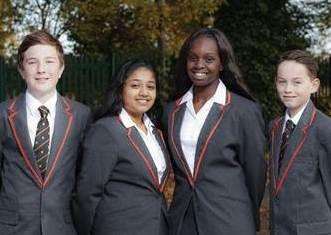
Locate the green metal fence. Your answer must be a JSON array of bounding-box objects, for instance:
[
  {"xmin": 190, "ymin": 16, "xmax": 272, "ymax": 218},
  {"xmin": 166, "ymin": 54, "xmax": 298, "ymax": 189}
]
[{"xmin": 0, "ymin": 55, "xmax": 117, "ymax": 106}]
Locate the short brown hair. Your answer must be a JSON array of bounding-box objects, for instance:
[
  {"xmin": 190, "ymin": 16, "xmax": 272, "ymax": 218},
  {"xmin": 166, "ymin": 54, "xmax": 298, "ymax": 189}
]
[
  {"xmin": 18, "ymin": 30, "xmax": 64, "ymax": 70},
  {"xmin": 277, "ymin": 49, "xmax": 318, "ymax": 78}
]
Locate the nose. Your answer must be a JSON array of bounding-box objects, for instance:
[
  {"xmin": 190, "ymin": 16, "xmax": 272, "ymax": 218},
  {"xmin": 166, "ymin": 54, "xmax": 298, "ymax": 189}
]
[
  {"xmin": 194, "ymin": 59, "xmax": 205, "ymax": 69},
  {"xmin": 37, "ymin": 62, "xmax": 46, "ymax": 73},
  {"xmin": 284, "ymin": 83, "xmax": 293, "ymax": 93},
  {"xmin": 138, "ymin": 85, "xmax": 148, "ymax": 96}
]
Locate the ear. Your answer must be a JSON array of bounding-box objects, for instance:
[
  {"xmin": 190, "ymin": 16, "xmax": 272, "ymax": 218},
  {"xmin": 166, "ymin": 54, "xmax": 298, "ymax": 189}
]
[
  {"xmin": 219, "ymin": 64, "xmax": 223, "ymax": 72},
  {"xmin": 311, "ymin": 77, "xmax": 320, "ymax": 93},
  {"xmin": 18, "ymin": 66, "xmax": 26, "ymax": 81},
  {"xmin": 58, "ymin": 65, "xmax": 65, "ymax": 79}
]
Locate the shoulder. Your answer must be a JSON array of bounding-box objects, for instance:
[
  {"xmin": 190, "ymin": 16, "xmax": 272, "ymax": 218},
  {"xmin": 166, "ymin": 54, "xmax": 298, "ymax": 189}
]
[
  {"xmin": 65, "ymin": 98, "xmax": 91, "ymax": 116},
  {"xmin": 230, "ymin": 93, "xmax": 263, "ymax": 118},
  {"xmin": 90, "ymin": 116, "xmax": 122, "ymax": 135},
  {"xmin": 314, "ymin": 110, "xmax": 331, "ymax": 142}
]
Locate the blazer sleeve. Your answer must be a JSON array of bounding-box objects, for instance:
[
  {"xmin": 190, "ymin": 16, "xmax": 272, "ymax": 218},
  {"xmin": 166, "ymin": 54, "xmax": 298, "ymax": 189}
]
[
  {"xmin": 73, "ymin": 121, "xmax": 118, "ymax": 235},
  {"xmin": 239, "ymin": 103, "xmax": 267, "ymax": 230},
  {"xmin": 318, "ymin": 120, "xmax": 331, "ymax": 207}
]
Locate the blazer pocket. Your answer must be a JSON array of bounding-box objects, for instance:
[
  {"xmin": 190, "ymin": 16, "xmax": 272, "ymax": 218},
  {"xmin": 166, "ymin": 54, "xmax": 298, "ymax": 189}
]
[
  {"xmin": 297, "ymin": 220, "xmax": 331, "ymax": 235},
  {"xmin": 0, "ymin": 209, "xmax": 18, "ymax": 226}
]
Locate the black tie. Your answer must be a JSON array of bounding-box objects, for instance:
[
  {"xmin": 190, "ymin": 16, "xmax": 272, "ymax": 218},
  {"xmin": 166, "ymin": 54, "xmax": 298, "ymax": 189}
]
[
  {"xmin": 34, "ymin": 105, "xmax": 50, "ymax": 179},
  {"xmin": 278, "ymin": 119, "xmax": 295, "ymax": 173}
]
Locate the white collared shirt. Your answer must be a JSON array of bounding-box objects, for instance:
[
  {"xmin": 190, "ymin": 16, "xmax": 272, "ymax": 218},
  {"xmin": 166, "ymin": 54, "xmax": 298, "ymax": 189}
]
[
  {"xmin": 282, "ymin": 100, "xmax": 309, "ymax": 133},
  {"xmin": 119, "ymin": 108, "xmax": 166, "ymax": 182},
  {"xmin": 179, "ymin": 79, "xmax": 226, "ymax": 174},
  {"xmin": 26, "ymin": 91, "xmax": 57, "ymax": 152}
]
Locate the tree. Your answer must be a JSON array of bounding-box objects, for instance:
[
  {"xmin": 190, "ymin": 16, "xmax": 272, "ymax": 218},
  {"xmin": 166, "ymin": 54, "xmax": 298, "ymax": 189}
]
[
  {"xmin": 11, "ymin": 0, "xmax": 68, "ymax": 38},
  {"xmin": 0, "ymin": 0, "xmax": 15, "ymax": 56},
  {"xmin": 62, "ymin": 0, "xmax": 223, "ymax": 57},
  {"xmin": 215, "ymin": 0, "xmax": 311, "ymax": 119}
]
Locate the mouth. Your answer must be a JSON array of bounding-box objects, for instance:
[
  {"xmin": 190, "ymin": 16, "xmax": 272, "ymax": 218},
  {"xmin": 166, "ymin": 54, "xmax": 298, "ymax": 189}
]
[
  {"xmin": 35, "ymin": 77, "xmax": 50, "ymax": 81},
  {"xmin": 191, "ymin": 71, "xmax": 208, "ymax": 80},
  {"xmin": 136, "ymin": 99, "xmax": 150, "ymax": 104}
]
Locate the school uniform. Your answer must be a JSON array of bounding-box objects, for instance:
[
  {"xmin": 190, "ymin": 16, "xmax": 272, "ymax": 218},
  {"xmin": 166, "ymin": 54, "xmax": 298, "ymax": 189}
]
[
  {"xmin": 0, "ymin": 92, "xmax": 91, "ymax": 235},
  {"xmin": 164, "ymin": 81, "xmax": 266, "ymax": 235},
  {"xmin": 269, "ymin": 99, "xmax": 331, "ymax": 235},
  {"xmin": 73, "ymin": 109, "xmax": 171, "ymax": 235}
]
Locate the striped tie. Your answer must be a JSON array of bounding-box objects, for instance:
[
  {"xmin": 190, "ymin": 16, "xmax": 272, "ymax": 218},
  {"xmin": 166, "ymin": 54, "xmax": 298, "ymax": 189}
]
[
  {"xmin": 278, "ymin": 119, "xmax": 295, "ymax": 173},
  {"xmin": 34, "ymin": 105, "xmax": 50, "ymax": 179}
]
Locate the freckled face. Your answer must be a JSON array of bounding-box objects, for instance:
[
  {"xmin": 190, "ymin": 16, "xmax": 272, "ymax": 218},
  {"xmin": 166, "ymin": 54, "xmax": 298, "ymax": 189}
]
[
  {"xmin": 122, "ymin": 67, "xmax": 156, "ymax": 119},
  {"xmin": 19, "ymin": 44, "xmax": 64, "ymax": 98},
  {"xmin": 186, "ymin": 36, "xmax": 222, "ymax": 87},
  {"xmin": 276, "ymin": 60, "xmax": 319, "ymax": 116}
]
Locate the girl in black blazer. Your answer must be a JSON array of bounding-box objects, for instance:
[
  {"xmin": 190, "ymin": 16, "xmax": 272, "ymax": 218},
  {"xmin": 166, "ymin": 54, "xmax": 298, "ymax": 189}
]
[
  {"xmin": 73, "ymin": 60, "xmax": 171, "ymax": 235},
  {"xmin": 164, "ymin": 28, "xmax": 266, "ymax": 235}
]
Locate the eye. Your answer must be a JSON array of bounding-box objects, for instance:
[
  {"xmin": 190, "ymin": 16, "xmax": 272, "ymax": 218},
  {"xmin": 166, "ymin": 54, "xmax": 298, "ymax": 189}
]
[
  {"xmin": 205, "ymin": 57, "xmax": 215, "ymax": 63},
  {"xmin": 277, "ymin": 80, "xmax": 286, "ymax": 84},
  {"xmin": 294, "ymin": 81, "xmax": 302, "ymax": 85},
  {"xmin": 46, "ymin": 60, "xmax": 55, "ymax": 64},
  {"xmin": 27, "ymin": 61, "xmax": 37, "ymax": 65},
  {"xmin": 147, "ymin": 84, "xmax": 156, "ymax": 90},
  {"xmin": 188, "ymin": 55, "xmax": 198, "ymax": 62},
  {"xmin": 130, "ymin": 84, "xmax": 140, "ymax": 88}
]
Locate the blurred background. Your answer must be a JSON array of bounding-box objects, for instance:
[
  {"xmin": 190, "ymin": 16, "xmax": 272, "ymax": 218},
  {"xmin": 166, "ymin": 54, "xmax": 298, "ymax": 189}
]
[{"xmin": 0, "ymin": 1, "xmax": 330, "ymax": 234}]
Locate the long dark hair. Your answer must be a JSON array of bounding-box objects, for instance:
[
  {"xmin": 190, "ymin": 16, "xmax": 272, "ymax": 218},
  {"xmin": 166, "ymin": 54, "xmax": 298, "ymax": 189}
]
[
  {"xmin": 175, "ymin": 28, "xmax": 254, "ymax": 101},
  {"xmin": 94, "ymin": 59, "xmax": 162, "ymax": 123}
]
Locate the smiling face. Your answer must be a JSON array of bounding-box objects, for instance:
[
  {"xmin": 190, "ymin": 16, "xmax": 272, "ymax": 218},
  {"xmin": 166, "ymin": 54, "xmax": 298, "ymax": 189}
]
[
  {"xmin": 186, "ymin": 36, "xmax": 222, "ymax": 88},
  {"xmin": 276, "ymin": 60, "xmax": 319, "ymax": 117},
  {"xmin": 122, "ymin": 67, "xmax": 156, "ymax": 122},
  {"xmin": 19, "ymin": 44, "xmax": 64, "ymax": 101}
]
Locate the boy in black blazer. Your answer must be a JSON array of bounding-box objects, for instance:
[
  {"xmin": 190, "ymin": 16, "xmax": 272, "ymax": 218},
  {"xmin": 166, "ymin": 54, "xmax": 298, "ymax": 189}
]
[
  {"xmin": 270, "ymin": 49, "xmax": 331, "ymax": 235},
  {"xmin": 0, "ymin": 30, "xmax": 90, "ymax": 235}
]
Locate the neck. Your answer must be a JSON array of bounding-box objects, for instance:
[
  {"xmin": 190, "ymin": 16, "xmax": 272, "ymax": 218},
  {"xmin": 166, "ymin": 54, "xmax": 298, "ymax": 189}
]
[
  {"xmin": 28, "ymin": 89, "xmax": 56, "ymax": 104},
  {"xmin": 193, "ymin": 79, "xmax": 219, "ymax": 104}
]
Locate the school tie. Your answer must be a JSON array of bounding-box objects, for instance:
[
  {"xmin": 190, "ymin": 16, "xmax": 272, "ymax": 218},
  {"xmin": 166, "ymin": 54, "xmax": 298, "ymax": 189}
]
[
  {"xmin": 33, "ymin": 105, "xmax": 50, "ymax": 179},
  {"xmin": 278, "ymin": 119, "xmax": 296, "ymax": 173}
]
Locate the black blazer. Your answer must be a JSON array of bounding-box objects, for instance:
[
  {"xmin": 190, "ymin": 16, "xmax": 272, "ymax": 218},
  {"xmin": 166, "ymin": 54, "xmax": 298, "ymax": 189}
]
[
  {"xmin": 164, "ymin": 92, "xmax": 266, "ymax": 235},
  {"xmin": 0, "ymin": 93, "xmax": 91, "ymax": 235},
  {"xmin": 73, "ymin": 116, "xmax": 171, "ymax": 235},
  {"xmin": 269, "ymin": 100, "xmax": 331, "ymax": 235}
]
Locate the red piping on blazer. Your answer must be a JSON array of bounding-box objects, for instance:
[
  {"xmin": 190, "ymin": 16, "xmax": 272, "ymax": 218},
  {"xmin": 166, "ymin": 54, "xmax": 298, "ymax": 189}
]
[
  {"xmin": 8, "ymin": 98, "xmax": 43, "ymax": 188},
  {"xmin": 43, "ymin": 97, "xmax": 73, "ymax": 188},
  {"xmin": 270, "ymin": 117, "xmax": 282, "ymax": 191},
  {"xmin": 193, "ymin": 91, "xmax": 231, "ymax": 181},
  {"xmin": 127, "ymin": 127, "xmax": 161, "ymax": 191},
  {"xmin": 157, "ymin": 129, "xmax": 171, "ymax": 192},
  {"xmin": 272, "ymin": 108, "xmax": 317, "ymax": 196},
  {"xmin": 170, "ymin": 98, "xmax": 194, "ymax": 187},
  {"xmin": 8, "ymin": 97, "xmax": 73, "ymax": 189},
  {"xmin": 169, "ymin": 91, "xmax": 232, "ymax": 186}
]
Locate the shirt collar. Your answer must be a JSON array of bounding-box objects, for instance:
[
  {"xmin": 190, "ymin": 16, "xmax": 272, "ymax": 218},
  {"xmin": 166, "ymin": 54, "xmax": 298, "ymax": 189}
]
[
  {"xmin": 119, "ymin": 108, "xmax": 154, "ymax": 130},
  {"xmin": 284, "ymin": 100, "xmax": 309, "ymax": 126},
  {"xmin": 26, "ymin": 90, "xmax": 57, "ymax": 118},
  {"xmin": 179, "ymin": 79, "xmax": 226, "ymax": 105}
]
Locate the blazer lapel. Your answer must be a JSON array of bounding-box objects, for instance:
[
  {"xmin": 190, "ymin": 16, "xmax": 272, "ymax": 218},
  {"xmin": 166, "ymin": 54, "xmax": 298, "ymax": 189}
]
[
  {"xmin": 43, "ymin": 96, "xmax": 73, "ymax": 188},
  {"xmin": 269, "ymin": 117, "xmax": 283, "ymax": 192},
  {"xmin": 7, "ymin": 94, "xmax": 43, "ymax": 188},
  {"xmin": 154, "ymin": 128, "xmax": 171, "ymax": 192},
  {"xmin": 169, "ymin": 101, "xmax": 194, "ymax": 186},
  {"xmin": 193, "ymin": 91, "xmax": 231, "ymax": 181},
  {"xmin": 126, "ymin": 126, "xmax": 160, "ymax": 190},
  {"xmin": 274, "ymin": 100, "xmax": 316, "ymax": 195}
]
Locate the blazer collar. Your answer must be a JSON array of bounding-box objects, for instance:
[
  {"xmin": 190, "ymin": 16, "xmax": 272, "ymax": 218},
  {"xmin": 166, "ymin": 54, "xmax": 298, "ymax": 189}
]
[
  {"xmin": 118, "ymin": 116, "xmax": 169, "ymax": 192},
  {"xmin": 169, "ymin": 91, "xmax": 232, "ymax": 187},
  {"xmin": 8, "ymin": 93, "xmax": 73, "ymax": 189},
  {"xmin": 271, "ymin": 100, "xmax": 317, "ymax": 195}
]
